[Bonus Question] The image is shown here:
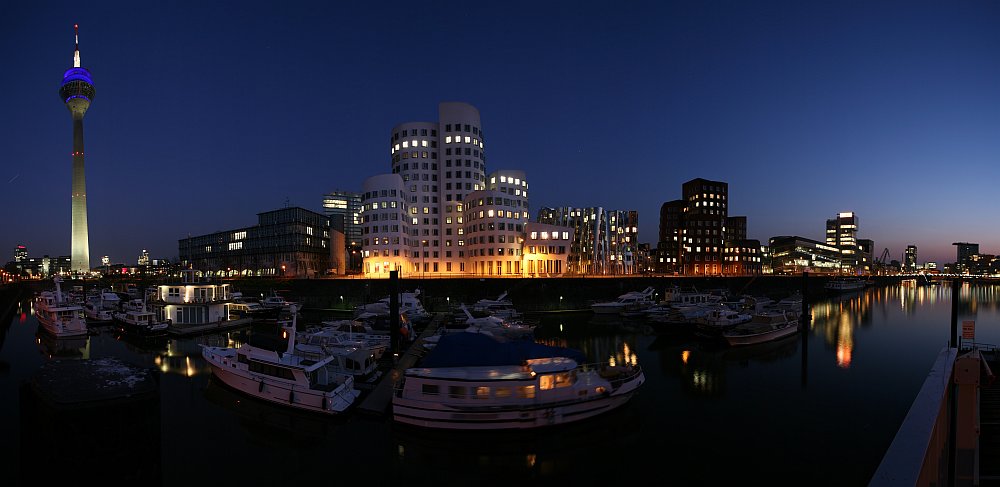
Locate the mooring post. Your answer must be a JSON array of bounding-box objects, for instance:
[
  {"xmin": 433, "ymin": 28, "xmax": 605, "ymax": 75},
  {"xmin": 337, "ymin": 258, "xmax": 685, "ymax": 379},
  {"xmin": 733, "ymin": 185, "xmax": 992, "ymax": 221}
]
[
  {"xmin": 950, "ymin": 278, "xmax": 959, "ymax": 349},
  {"xmin": 390, "ymin": 270, "xmax": 400, "ymax": 359}
]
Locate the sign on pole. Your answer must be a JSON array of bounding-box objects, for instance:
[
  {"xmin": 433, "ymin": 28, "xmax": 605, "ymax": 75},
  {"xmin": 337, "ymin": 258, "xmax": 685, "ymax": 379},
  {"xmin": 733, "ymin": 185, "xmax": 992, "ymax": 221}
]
[{"xmin": 962, "ymin": 320, "xmax": 975, "ymax": 340}]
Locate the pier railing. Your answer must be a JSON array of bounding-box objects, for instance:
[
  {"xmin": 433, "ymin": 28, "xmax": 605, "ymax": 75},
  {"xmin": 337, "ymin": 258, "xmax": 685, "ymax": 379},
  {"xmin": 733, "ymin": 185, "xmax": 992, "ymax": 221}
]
[{"xmin": 870, "ymin": 346, "xmax": 991, "ymax": 487}]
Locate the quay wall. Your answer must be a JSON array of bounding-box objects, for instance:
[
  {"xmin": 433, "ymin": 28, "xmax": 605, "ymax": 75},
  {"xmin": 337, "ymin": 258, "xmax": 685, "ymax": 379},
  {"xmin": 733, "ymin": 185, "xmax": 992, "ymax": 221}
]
[{"xmin": 11, "ymin": 275, "xmax": 927, "ymax": 313}]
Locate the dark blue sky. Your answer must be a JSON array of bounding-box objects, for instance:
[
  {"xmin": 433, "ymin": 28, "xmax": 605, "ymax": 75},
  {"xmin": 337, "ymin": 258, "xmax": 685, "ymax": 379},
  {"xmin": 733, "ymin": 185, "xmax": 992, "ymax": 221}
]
[{"xmin": 3, "ymin": 0, "xmax": 998, "ymax": 266}]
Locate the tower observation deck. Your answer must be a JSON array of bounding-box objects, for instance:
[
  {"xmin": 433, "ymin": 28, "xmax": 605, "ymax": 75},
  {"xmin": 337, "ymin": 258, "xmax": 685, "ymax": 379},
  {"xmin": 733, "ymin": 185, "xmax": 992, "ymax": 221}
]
[{"xmin": 59, "ymin": 24, "xmax": 95, "ymax": 274}]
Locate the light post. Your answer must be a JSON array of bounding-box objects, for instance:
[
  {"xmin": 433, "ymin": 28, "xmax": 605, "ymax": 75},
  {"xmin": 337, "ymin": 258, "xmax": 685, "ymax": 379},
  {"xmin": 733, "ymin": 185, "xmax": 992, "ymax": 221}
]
[
  {"xmin": 559, "ymin": 295, "xmax": 563, "ymax": 310},
  {"xmin": 421, "ymin": 240, "xmax": 427, "ymax": 278}
]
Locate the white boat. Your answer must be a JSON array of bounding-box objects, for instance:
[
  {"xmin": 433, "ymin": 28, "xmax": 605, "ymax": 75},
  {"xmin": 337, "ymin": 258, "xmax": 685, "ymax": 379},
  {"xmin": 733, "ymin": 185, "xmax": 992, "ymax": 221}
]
[
  {"xmin": 471, "ymin": 291, "xmax": 522, "ymax": 321},
  {"xmin": 113, "ymin": 307, "xmax": 170, "ymax": 335},
  {"xmin": 34, "ymin": 277, "xmax": 88, "ymax": 338},
  {"xmin": 456, "ymin": 304, "xmax": 535, "ymax": 341},
  {"xmin": 694, "ymin": 306, "xmax": 753, "ymax": 338},
  {"xmin": 392, "ymin": 332, "xmax": 645, "ymax": 430},
  {"xmin": 591, "ymin": 286, "xmax": 656, "ymax": 315},
  {"xmin": 298, "ymin": 324, "xmax": 389, "ymax": 361},
  {"xmin": 201, "ymin": 306, "xmax": 362, "ymax": 415},
  {"xmin": 82, "ymin": 300, "xmax": 114, "ymax": 323},
  {"xmin": 722, "ymin": 310, "xmax": 800, "ymax": 347},
  {"xmin": 355, "ymin": 290, "xmax": 432, "ymax": 324},
  {"xmin": 261, "ymin": 290, "xmax": 299, "ymax": 310},
  {"xmin": 824, "ymin": 277, "xmax": 866, "ymax": 294}
]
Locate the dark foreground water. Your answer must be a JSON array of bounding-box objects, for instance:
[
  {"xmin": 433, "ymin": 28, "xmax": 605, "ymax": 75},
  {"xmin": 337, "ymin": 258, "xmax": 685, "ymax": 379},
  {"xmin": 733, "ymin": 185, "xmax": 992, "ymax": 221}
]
[{"xmin": 2, "ymin": 281, "xmax": 999, "ymax": 486}]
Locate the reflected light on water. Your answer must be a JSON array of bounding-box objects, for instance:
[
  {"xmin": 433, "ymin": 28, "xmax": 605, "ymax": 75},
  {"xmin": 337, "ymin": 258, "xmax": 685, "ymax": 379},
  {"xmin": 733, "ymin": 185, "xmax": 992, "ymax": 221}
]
[
  {"xmin": 836, "ymin": 313, "xmax": 853, "ymax": 369},
  {"xmin": 526, "ymin": 453, "xmax": 536, "ymax": 468},
  {"xmin": 681, "ymin": 350, "xmax": 690, "ymax": 364}
]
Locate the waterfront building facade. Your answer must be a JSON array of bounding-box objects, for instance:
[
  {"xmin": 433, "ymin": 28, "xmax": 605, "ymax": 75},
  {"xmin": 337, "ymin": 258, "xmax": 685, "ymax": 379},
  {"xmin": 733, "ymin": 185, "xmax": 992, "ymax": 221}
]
[
  {"xmin": 768, "ymin": 236, "xmax": 842, "ymax": 275},
  {"xmin": 680, "ymin": 178, "xmax": 728, "ymax": 276},
  {"xmin": 14, "ymin": 246, "xmax": 27, "ymax": 263},
  {"xmin": 655, "ymin": 200, "xmax": 685, "ymax": 274},
  {"xmin": 953, "ymin": 242, "xmax": 979, "ymax": 273},
  {"xmin": 322, "ymin": 190, "xmax": 362, "ymax": 273},
  {"xmin": 180, "ymin": 207, "xmax": 330, "ymax": 278},
  {"xmin": 463, "ymin": 170, "xmax": 531, "ymax": 276},
  {"xmin": 905, "ymin": 245, "xmax": 917, "ymax": 272},
  {"xmin": 59, "ymin": 25, "xmax": 95, "ymax": 273},
  {"xmin": 522, "ymin": 222, "xmax": 573, "ymax": 277},
  {"xmin": 361, "ymin": 174, "xmax": 412, "ymax": 277},
  {"xmin": 826, "ymin": 212, "xmax": 859, "ymax": 274},
  {"xmin": 537, "ymin": 207, "xmax": 639, "ymax": 275},
  {"xmin": 858, "ymin": 238, "xmax": 874, "ymax": 276},
  {"xmin": 723, "ymin": 239, "xmax": 763, "ymax": 275}
]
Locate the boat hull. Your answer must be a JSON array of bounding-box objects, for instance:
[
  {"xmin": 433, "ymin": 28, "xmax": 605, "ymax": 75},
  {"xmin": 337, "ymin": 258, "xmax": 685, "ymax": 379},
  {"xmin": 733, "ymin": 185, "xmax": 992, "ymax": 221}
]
[
  {"xmin": 392, "ymin": 369, "xmax": 644, "ymax": 430},
  {"xmin": 35, "ymin": 313, "xmax": 88, "ymax": 338},
  {"xmin": 203, "ymin": 352, "xmax": 358, "ymax": 414},
  {"xmin": 724, "ymin": 324, "xmax": 798, "ymax": 346}
]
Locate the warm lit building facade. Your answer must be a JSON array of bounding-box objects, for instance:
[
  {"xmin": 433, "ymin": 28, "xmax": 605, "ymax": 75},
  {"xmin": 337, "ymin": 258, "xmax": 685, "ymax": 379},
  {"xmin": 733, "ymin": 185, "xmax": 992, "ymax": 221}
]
[
  {"xmin": 723, "ymin": 239, "xmax": 763, "ymax": 275},
  {"xmin": 522, "ymin": 222, "xmax": 573, "ymax": 277},
  {"xmin": 361, "ymin": 103, "xmax": 574, "ymax": 277},
  {"xmin": 680, "ymin": 178, "xmax": 728, "ymax": 276},
  {"xmin": 179, "ymin": 207, "xmax": 331, "ymax": 278},
  {"xmin": 463, "ymin": 170, "xmax": 531, "ymax": 276},
  {"xmin": 655, "ymin": 200, "xmax": 685, "ymax": 274}
]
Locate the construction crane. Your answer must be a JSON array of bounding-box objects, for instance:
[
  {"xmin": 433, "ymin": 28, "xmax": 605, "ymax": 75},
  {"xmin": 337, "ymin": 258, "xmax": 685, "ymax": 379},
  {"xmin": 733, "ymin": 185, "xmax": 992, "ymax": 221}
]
[{"xmin": 874, "ymin": 248, "xmax": 892, "ymax": 275}]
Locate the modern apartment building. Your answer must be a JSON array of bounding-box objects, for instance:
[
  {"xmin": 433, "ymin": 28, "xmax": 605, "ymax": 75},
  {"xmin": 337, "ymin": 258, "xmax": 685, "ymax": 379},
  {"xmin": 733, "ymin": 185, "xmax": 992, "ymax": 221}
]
[
  {"xmin": 179, "ymin": 207, "xmax": 331, "ymax": 278},
  {"xmin": 768, "ymin": 236, "xmax": 842, "ymax": 275}
]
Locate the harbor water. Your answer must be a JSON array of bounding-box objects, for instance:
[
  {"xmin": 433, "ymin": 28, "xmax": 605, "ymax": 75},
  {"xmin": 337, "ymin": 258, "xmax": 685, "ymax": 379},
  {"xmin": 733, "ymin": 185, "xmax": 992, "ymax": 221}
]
[{"xmin": 2, "ymin": 281, "xmax": 998, "ymax": 486}]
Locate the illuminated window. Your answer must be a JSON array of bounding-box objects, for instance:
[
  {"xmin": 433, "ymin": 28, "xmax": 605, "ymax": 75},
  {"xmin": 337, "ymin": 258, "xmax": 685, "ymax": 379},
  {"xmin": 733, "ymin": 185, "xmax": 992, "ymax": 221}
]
[{"xmin": 445, "ymin": 136, "xmax": 452, "ymax": 143}]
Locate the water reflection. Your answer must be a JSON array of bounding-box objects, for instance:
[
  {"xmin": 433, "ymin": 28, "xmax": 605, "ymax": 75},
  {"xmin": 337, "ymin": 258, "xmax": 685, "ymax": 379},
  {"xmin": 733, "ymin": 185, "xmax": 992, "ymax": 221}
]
[{"xmin": 34, "ymin": 326, "xmax": 90, "ymax": 360}]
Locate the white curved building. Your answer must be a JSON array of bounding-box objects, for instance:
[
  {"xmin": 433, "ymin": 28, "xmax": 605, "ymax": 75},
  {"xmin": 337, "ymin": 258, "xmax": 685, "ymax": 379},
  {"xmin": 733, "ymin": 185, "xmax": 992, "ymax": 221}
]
[
  {"xmin": 463, "ymin": 170, "xmax": 530, "ymax": 276},
  {"xmin": 377, "ymin": 102, "xmax": 487, "ymax": 276},
  {"xmin": 360, "ymin": 174, "xmax": 411, "ymax": 276}
]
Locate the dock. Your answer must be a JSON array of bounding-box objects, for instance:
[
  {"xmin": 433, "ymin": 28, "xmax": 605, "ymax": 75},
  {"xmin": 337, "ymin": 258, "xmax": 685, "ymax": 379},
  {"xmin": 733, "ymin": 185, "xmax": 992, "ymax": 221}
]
[{"xmin": 355, "ymin": 312, "xmax": 446, "ymax": 416}]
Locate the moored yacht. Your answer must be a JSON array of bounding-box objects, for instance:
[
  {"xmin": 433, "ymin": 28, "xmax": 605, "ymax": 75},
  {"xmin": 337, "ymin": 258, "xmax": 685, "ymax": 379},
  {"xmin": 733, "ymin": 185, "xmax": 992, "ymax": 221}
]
[
  {"xmin": 591, "ymin": 286, "xmax": 656, "ymax": 315},
  {"xmin": 34, "ymin": 276, "xmax": 88, "ymax": 338},
  {"xmin": 201, "ymin": 306, "xmax": 362, "ymax": 414},
  {"xmin": 392, "ymin": 332, "xmax": 645, "ymax": 430}
]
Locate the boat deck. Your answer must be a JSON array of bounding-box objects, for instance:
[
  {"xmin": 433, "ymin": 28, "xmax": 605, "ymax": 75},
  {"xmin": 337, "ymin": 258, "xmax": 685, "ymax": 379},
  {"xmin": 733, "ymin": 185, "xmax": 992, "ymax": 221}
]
[
  {"xmin": 167, "ymin": 317, "xmax": 252, "ymax": 336},
  {"xmin": 355, "ymin": 312, "xmax": 445, "ymax": 416}
]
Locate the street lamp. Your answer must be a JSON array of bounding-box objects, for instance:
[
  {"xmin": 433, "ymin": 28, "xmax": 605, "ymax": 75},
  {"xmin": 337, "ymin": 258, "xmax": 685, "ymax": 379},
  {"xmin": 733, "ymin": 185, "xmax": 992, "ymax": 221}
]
[{"xmin": 559, "ymin": 295, "xmax": 563, "ymax": 310}]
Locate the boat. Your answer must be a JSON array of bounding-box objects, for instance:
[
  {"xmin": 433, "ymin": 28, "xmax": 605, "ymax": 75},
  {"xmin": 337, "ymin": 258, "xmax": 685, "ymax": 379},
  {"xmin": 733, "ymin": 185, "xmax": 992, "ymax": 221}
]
[
  {"xmin": 471, "ymin": 291, "xmax": 522, "ymax": 321},
  {"xmin": 261, "ymin": 290, "xmax": 299, "ymax": 311},
  {"xmin": 113, "ymin": 306, "xmax": 170, "ymax": 335},
  {"xmin": 201, "ymin": 305, "xmax": 362, "ymax": 415},
  {"xmin": 590, "ymin": 286, "xmax": 656, "ymax": 315},
  {"xmin": 824, "ymin": 277, "xmax": 866, "ymax": 294},
  {"xmin": 34, "ymin": 276, "xmax": 88, "ymax": 338},
  {"xmin": 391, "ymin": 332, "xmax": 645, "ymax": 430},
  {"xmin": 355, "ymin": 289, "xmax": 432, "ymax": 324},
  {"xmin": 82, "ymin": 299, "xmax": 114, "ymax": 324},
  {"xmin": 148, "ymin": 269, "xmax": 247, "ymax": 330},
  {"xmin": 722, "ymin": 310, "xmax": 800, "ymax": 347},
  {"xmin": 454, "ymin": 304, "xmax": 535, "ymax": 341},
  {"xmin": 694, "ymin": 306, "xmax": 753, "ymax": 338},
  {"xmin": 297, "ymin": 324, "xmax": 389, "ymax": 361}
]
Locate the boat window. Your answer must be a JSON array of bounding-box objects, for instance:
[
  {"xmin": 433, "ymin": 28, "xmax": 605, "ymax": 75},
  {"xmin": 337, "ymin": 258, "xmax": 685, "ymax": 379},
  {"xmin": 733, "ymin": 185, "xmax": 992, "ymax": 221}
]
[
  {"xmin": 248, "ymin": 360, "xmax": 295, "ymax": 380},
  {"xmin": 474, "ymin": 386, "xmax": 490, "ymax": 399},
  {"xmin": 237, "ymin": 354, "xmax": 248, "ymax": 364},
  {"xmin": 448, "ymin": 385, "xmax": 465, "ymax": 399},
  {"xmin": 421, "ymin": 384, "xmax": 439, "ymax": 395},
  {"xmin": 494, "ymin": 387, "xmax": 512, "ymax": 398},
  {"xmin": 556, "ymin": 372, "xmax": 573, "ymax": 388},
  {"xmin": 540, "ymin": 374, "xmax": 555, "ymax": 390},
  {"xmin": 516, "ymin": 385, "xmax": 535, "ymax": 399}
]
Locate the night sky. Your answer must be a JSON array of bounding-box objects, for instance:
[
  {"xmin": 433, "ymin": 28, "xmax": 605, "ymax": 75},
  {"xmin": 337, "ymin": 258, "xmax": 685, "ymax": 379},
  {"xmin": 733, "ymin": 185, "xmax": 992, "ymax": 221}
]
[{"xmin": 3, "ymin": 1, "xmax": 998, "ymax": 266}]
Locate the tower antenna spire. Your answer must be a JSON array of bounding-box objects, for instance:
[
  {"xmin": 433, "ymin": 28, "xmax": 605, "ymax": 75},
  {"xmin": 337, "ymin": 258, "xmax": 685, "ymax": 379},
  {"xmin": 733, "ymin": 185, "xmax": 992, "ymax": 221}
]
[{"xmin": 73, "ymin": 24, "xmax": 81, "ymax": 68}]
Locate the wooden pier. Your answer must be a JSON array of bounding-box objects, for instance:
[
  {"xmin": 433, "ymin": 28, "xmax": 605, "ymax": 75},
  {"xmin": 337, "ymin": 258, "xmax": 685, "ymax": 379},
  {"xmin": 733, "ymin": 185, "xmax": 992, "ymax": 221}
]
[{"xmin": 355, "ymin": 312, "xmax": 445, "ymax": 416}]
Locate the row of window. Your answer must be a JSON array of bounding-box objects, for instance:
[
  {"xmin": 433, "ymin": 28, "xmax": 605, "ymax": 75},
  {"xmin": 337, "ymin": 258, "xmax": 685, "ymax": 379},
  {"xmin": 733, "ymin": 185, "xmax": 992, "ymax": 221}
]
[
  {"xmin": 444, "ymin": 124, "xmax": 481, "ymax": 136},
  {"xmin": 392, "ymin": 128, "xmax": 437, "ymax": 141}
]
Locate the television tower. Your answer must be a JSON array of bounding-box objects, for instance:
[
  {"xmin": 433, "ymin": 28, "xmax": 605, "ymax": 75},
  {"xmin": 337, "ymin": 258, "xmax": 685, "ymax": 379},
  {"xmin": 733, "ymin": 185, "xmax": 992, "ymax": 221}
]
[{"xmin": 59, "ymin": 24, "xmax": 95, "ymax": 274}]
